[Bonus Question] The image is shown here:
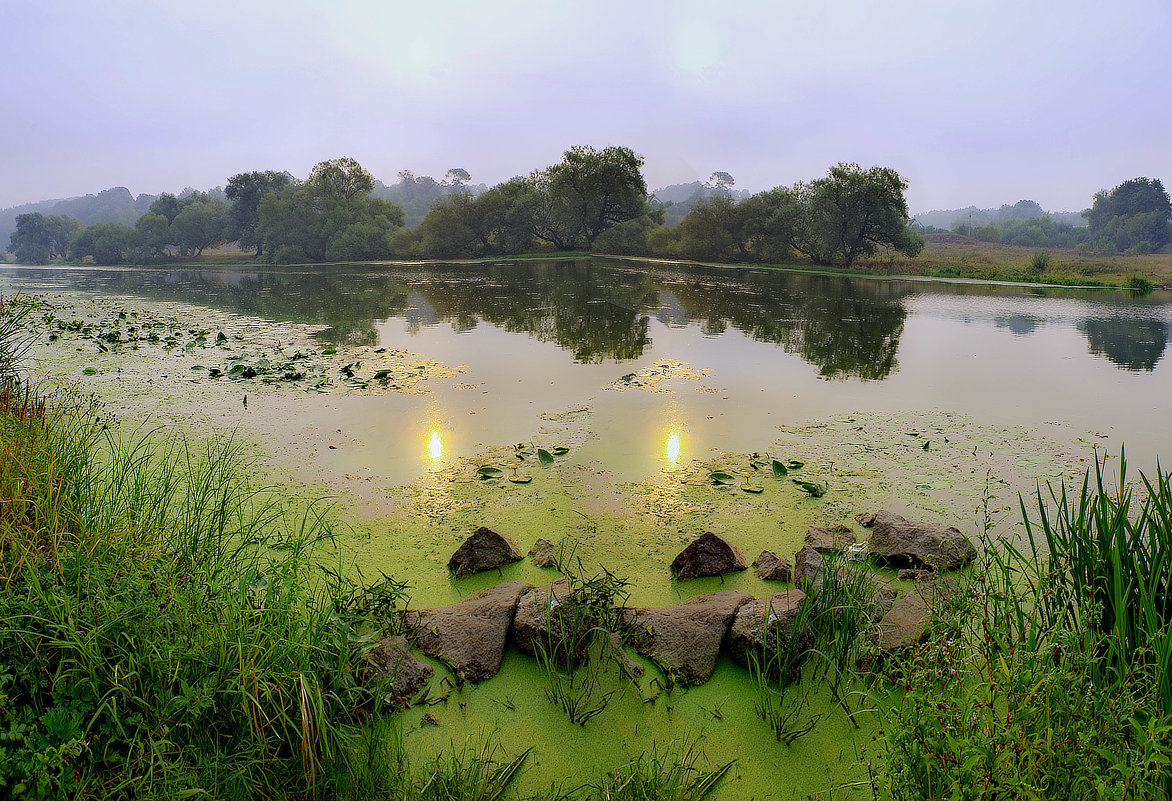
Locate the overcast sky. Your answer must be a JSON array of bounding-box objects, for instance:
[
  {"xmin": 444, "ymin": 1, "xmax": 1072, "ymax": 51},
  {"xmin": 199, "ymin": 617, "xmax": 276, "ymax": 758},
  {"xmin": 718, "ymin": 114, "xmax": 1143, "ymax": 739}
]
[{"xmin": 3, "ymin": 0, "xmax": 1170, "ymax": 212}]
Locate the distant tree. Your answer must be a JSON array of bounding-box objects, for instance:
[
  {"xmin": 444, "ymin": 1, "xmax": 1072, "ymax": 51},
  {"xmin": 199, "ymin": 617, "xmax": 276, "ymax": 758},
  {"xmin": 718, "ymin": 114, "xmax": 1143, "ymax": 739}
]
[
  {"xmin": 528, "ymin": 145, "xmax": 649, "ymax": 249},
  {"xmin": 307, "ymin": 157, "xmax": 374, "ymax": 202},
  {"xmin": 257, "ymin": 158, "xmax": 403, "ymax": 263},
  {"xmin": 416, "ymin": 177, "xmax": 537, "ymax": 257},
  {"xmin": 1086, "ymin": 177, "xmax": 1172, "ymax": 253},
  {"xmin": 149, "ymin": 193, "xmax": 183, "ymax": 224},
  {"xmin": 225, "ymin": 170, "xmax": 291, "ymax": 256},
  {"xmin": 7, "ymin": 213, "xmax": 81, "ymax": 263},
  {"xmin": 443, "ymin": 168, "xmax": 472, "ymax": 188},
  {"xmin": 774, "ymin": 164, "xmax": 923, "ymax": 267},
  {"xmin": 171, "ymin": 197, "xmax": 228, "ymax": 256},
  {"xmin": 133, "ymin": 212, "xmax": 171, "ymax": 258},
  {"xmin": 706, "ymin": 171, "xmax": 736, "ymax": 192},
  {"xmin": 69, "ymin": 223, "xmax": 136, "ymax": 264}
]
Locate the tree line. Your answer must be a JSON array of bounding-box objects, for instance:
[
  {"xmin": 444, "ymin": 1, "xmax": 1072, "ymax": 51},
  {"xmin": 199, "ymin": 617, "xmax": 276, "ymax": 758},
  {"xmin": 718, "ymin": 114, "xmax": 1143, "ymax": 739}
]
[
  {"xmin": 8, "ymin": 147, "xmax": 1168, "ymax": 268},
  {"xmin": 921, "ymin": 179, "xmax": 1172, "ymax": 254}
]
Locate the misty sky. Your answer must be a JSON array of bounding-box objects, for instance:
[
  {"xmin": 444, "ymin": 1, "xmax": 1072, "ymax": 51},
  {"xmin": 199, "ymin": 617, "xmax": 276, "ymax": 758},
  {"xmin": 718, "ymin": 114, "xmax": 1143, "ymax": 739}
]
[{"xmin": 3, "ymin": 0, "xmax": 1170, "ymax": 212}]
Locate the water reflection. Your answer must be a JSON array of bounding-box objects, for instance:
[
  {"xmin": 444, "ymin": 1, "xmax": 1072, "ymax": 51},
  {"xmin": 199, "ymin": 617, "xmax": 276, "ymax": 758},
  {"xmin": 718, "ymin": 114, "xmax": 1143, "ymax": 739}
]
[
  {"xmin": 427, "ymin": 429, "xmax": 444, "ymax": 464},
  {"xmin": 664, "ymin": 428, "xmax": 682, "ymax": 467},
  {"xmin": 1078, "ymin": 318, "xmax": 1168, "ymax": 372},
  {"xmin": 4, "ymin": 258, "xmax": 1169, "ymax": 379}
]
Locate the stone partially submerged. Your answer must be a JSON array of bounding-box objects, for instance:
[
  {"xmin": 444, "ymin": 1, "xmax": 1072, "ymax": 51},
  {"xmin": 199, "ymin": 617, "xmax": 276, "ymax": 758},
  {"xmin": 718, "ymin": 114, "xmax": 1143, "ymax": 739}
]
[
  {"xmin": 619, "ymin": 590, "xmax": 752, "ymax": 685},
  {"xmin": 512, "ymin": 579, "xmax": 592, "ymax": 667},
  {"xmin": 671, "ymin": 532, "xmax": 747, "ymax": 580},
  {"xmin": 364, "ymin": 635, "xmax": 434, "ymax": 699},
  {"xmin": 856, "ymin": 511, "xmax": 976, "ymax": 570},
  {"xmin": 448, "ymin": 527, "xmax": 524, "ymax": 578},
  {"xmin": 528, "ymin": 538, "xmax": 557, "ymax": 568},
  {"xmin": 403, "ymin": 581, "xmax": 532, "ymax": 681},
  {"xmin": 727, "ymin": 590, "xmax": 809, "ymax": 679},
  {"xmin": 805, "ymin": 524, "xmax": 856, "ymax": 553},
  {"xmin": 752, "ymin": 550, "xmax": 792, "ymax": 581}
]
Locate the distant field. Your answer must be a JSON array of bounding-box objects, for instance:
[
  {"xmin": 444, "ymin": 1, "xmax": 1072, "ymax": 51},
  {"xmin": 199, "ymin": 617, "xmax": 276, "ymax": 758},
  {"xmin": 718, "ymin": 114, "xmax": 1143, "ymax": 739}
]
[{"xmin": 857, "ymin": 233, "xmax": 1172, "ymax": 287}]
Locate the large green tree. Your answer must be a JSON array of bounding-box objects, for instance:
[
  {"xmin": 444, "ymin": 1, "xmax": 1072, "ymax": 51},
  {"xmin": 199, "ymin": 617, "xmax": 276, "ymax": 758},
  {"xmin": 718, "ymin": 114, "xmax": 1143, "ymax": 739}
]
[
  {"xmin": 7, "ymin": 213, "xmax": 81, "ymax": 264},
  {"xmin": 69, "ymin": 223, "xmax": 136, "ymax": 265},
  {"xmin": 257, "ymin": 158, "xmax": 403, "ymax": 263},
  {"xmin": 1086, "ymin": 177, "xmax": 1172, "ymax": 253},
  {"xmin": 225, "ymin": 171, "xmax": 291, "ymax": 256},
  {"xmin": 171, "ymin": 195, "xmax": 229, "ymax": 256},
  {"xmin": 528, "ymin": 145, "xmax": 649, "ymax": 250},
  {"xmin": 775, "ymin": 164, "xmax": 923, "ymax": 267}
]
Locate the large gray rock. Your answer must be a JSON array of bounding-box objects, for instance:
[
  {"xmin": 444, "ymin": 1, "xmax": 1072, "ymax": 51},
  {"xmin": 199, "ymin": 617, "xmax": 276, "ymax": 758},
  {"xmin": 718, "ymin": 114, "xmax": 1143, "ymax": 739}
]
[
  {"xmin": 805, "ymin": 524, "xmax": 856, "ymax": 553},
  {"xmin": 512, "ymin": 579, "xmax": 592, "ymax": 667},
  {"xmin": 792, "ymin": 545, "xmax": 825, "ymax": 591},
  {"xmin": 619, "ymin": 590, "xmax": 753, "ymax": 685},
  {"xmin": 448, "ymin": 527, "xmax": 524, "ymax": 578},
  {"xmin": 727, "ymin": 590, "xmax": 809, "ymax": 679},
  {"xmin": 403, "ymin": 581, "xmax": 532, "ymax": 681},
  {"xmin": 528, "ymin": 538, "xmax": 557, "ymax": 568},
  {"xmin": 671, "ymin": 532, "xmax": 747, "ymax": 580},
  {"xmin": 856, "ymin": 511, "xmax": 976, "ymax": 570},
  {"xmin": 877, "ymin": 579, "xmax": 963, "ymax": 656},
  {"xmin": 753, "ymin": 550, "xmax": 792, "ymax": 581},
  {"xmin": 364, "ymin": 635, "xmax": 434, "ymax": 699}
]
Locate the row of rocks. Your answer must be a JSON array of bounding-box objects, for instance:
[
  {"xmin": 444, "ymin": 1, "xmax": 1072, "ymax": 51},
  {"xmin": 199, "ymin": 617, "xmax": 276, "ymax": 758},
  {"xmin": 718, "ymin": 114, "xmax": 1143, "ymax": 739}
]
[{"xmin": 370, "ymin": 511, "xmax": 973, "ymax": 696}]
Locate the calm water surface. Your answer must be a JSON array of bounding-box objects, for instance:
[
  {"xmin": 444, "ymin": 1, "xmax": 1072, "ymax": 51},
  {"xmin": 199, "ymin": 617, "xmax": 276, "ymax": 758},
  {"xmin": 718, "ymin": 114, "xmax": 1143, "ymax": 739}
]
[{"xmin": 4, "ymin": 258, "xmax": 1171, "ymax": 480}]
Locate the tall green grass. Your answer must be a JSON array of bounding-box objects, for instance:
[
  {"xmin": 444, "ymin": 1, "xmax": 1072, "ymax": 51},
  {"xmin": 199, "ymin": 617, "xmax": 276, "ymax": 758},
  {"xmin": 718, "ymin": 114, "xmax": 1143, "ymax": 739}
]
[
  {"xmin": 0, "ymin": 380, "xmax": 398, "ymax": 797},
  {"xmin": 871, "ymin": 455, "xmax": 1172, "ymax": 799}
]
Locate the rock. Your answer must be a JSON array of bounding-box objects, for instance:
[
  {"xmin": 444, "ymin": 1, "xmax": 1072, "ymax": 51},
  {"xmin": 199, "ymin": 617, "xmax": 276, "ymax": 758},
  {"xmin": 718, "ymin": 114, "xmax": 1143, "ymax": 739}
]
[
  {"xmin": 365, "ymin": 635, "xmax": 434, "ymax": 698},
  {"xmin": 805, "ymin": 524, "xmax": 856, "ymax": 553},
  {"xmin": 619, "ymin": 590, "xmax": 753, "ymax": 685},
  {"xmin": 856, "ymin": 511, "xmax": 976, "ymax": 570},
  {"xmin": 671, "ymin": 532, "xmax": 747, "ymax": 580},
  {"xmin": 448, "ymin": 527, "xmax": 523, "ymax": 578},
  {"xmin": 529, "ymin": 538, "xmax": 557, "ymax": 568},
  {"xmin": 403, "ymin": 581, "xmax": 532, "ymax": 681},
  {"xmin": 792, "ymin": 545, "xmax": 825, "ymax": 591},
  {"xmin": 897, "ymin": 568, "xmax": 935, "ymax": 582},
  {"xmin": 606, "ymin": 630, "xmax": 645, "ymax": 680},
  {"xmin": 752, "ymin": 550, "xmax": 792, "ymax": 581},
  {"xmin": 512, "ymin": 579, "xmax": 592, "ymax": 667},
  {"xmin": 727, "ymin": 590, "xmax": 809, "ymax": 679},
  {"xmin": 877, "ymin": 579, "xmax": 964, "ymax": 656}
]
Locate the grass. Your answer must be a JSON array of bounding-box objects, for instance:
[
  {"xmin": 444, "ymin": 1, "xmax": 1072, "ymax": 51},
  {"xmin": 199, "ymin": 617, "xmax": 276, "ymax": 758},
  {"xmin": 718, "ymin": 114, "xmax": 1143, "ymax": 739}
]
[{"xmin": 869, "ymin": 455, "xmax": 1172, "ymax": 799}]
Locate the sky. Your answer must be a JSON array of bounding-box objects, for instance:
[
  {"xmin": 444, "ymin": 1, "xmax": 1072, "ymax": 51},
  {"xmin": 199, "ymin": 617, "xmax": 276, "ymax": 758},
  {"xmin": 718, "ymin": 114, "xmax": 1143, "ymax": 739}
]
[{"xmin": 3, "ymin": 0, "xmax": 1171, "ymax": 213}]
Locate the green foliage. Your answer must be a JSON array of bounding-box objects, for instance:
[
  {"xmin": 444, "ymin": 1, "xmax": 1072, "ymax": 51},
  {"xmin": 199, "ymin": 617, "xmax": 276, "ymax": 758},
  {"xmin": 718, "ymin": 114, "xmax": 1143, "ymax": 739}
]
[
  {"xmin": 7, "ymin": 213, "xmax": 81, "ymax": 264},
  {"xmin": 1087, "ymin": 177, "xmax": 1172, "ymax": 254},
  {"xmin": 67, "ymin": 222, "xmax": 136, "ymax": 264},
  {"xmin": 258, "ymin": 158, "xmax": 405, "ymax": 263},
  {"xmin": 225, "ymin": 170, "xmax": 291, "ymax": 256},
  {"xmin": 871, "ymin": 457, "xmax": 1172, "ymax": 799},
  {"xmin": 966, "ymin": 215, "xmax": 1089, "ymax": 249},
  {"xmin": 528, "ymin": 145, "xmax": 649, "ymax": 250},
  {"xmin": 170, "ymin": 194, "xmax": 229, "ymax": 256},
  {"xmin": 1029, "ymin": 250, "xmax": 1051, "ymax": 275},
  {"xmin": 1127, "ymin": 275, "xmax": 1156, "ymax": 294},
  {"xmin": 589, "ymin": 741, "xmax": 733, "ymax": 801}
]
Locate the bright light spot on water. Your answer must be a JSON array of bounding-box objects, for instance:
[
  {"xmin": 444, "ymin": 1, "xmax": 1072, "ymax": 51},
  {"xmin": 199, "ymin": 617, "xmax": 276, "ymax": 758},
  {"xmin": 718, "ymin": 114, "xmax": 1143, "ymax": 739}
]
[
  {"xmin": 427, "ymin": 429, "xmax": 443, "ymax": 463},
  {"xmin": 665, "ymin": 429, "xmax": 682, "ymax": 465}
]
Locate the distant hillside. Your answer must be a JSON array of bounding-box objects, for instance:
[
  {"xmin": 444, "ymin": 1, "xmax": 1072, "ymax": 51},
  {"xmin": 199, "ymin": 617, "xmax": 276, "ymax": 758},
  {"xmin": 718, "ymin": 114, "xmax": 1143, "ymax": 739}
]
[{"xmin": 914, "ymin": 200, "xmax": 1087, "ymax": 231}]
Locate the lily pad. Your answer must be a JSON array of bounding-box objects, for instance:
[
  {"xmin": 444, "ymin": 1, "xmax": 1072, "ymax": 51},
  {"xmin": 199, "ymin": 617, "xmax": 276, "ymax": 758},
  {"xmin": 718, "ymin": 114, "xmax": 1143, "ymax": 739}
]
[
  {"xmin": 741, "ymin": 485, "xmax": 765, "ymax": 494},
  {"xmin": 787, "ymin": 460, "xmax": 804, "ymax": 470},
  {"xmin": 710, "ymin": 471, "xmax": 737, "ymax": 485},
  {"xmin": 508, "ymin": 476, "xmax": 533, "ymax": 484},
  {"xmin": 477, "ymin": 466, "xmax": 503, "ymax": 478},
  {"xmin": 771, "ymin": 459, "xmax": 788, "ymax": 479},
  {"xmin": 537, "ymin": 448, "xmax": 554, "ymax": 467},
  {"xmin": 551, "ymin": 446, "xmax": 570, "ymax": 456},
  {"xmin": 792, "ymin": 479, "xmax": 826, "ymax": 498}
]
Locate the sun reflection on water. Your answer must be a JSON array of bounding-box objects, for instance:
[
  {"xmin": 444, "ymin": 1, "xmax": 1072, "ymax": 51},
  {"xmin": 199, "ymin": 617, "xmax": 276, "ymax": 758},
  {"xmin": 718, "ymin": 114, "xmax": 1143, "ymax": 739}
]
[
  {"xmin": 427, "ymin": 428, "xmax": 443, "ymax": 464},
  {"xmin": 665, "ymin": 428, "xmax": 682, "ymax": 466}
]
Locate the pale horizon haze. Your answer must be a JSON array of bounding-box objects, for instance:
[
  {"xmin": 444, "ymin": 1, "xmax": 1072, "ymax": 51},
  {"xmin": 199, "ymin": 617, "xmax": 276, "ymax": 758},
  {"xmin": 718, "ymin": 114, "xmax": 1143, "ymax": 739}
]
[{"xmin": 3, "ymin": 0, "xmax": 1170, "ymax": 213}]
